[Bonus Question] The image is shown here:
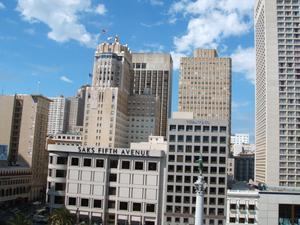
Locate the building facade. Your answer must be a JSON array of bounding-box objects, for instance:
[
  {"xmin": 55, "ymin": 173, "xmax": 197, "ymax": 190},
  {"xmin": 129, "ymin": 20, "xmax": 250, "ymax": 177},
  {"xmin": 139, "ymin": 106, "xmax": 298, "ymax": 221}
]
[
  {"xmin": 0, "ymin": 94, "xmax": 51, "ymax": 201},
  {"xmin": 234, "ymin": 154, "xmax": 255, "ymax": 182},
  {"xmin": 48, "ymin": 96, "xmax": 70, "ymax": 135},
  {"xmin": 67, "ymin": 85, "xmax": 88, "ymax": 134},
  {"xmin": 46, "ymin": 136, "xmax": 167, "ymax": 225},
  {"xmin": 128, "ymin": 94, "xmax": 160, "ymax": 143},
  {"xmin": 132, "ymin": 53, "xmax": 173, "ymax": 137},
  {"xmin": 254, "ymin": 0, "xmax": 300, "ymax": 186},
  {"xmin": 83, "ymin": 36, "xmax": 132, "ymax": 148},
  {"xmin": 227, "ymin": 186, "xmax": 300, "ymax": 225},
  {"xmin": 163, "ymin": 112, "xmax": 229, "ymax": 225},
  {"xmin": 230, "ymin": 134, "xmax": 250, "ymax": 145},
  {"xmin": 178, "ymin": 49, "xmax": 231, "ymax": 121}
]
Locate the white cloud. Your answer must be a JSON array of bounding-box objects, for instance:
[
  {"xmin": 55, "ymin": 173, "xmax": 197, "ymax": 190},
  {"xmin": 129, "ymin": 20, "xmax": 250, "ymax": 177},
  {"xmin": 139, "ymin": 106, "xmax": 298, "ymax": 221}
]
[
  {"xmin": 60, "ymin": 75, "xmax": 73, "ymax": 83},
  {"xmin": 231, "ymin": 46, "xmax": 255, "ymax": 84},
  {"xmin": 16, "ymin": 0, "xmax": 107, "ymax": 47},
  {"xmin": 170, "ymin": 51, "xmax": 186, "ymax": 70},
  {"xmin": 0, "ymin": 2, "xmax": 5, "ymax": 10},
  {"xmin": 169, "ymin": 0, "xmax": 254, "ymax": 52},
  {"xmin": 95, "ymin": 4, "xmax": 107, "ymax": 15}
]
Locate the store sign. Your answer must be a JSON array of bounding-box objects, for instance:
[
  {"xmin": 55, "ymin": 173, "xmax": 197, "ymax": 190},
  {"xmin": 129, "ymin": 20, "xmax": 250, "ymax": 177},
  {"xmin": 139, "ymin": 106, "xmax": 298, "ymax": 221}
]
[
  {"xmin": 0, "ymin": 145, "xmax": 8, "ymax": 160},
  {"xmin": 78, "ymin": 146, "xmax": 150, "ymax": 157},
  {"xmin": 186, "ymin": 120, "xmax": 210, "ymax": 125}
]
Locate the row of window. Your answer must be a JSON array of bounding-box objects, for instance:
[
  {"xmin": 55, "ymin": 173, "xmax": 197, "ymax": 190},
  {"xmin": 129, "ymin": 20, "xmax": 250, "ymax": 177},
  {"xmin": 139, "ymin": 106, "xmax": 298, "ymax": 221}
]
[
  {"xmin": 49, "ymin": 156, "xmax": 158, "ymax": 172},
  {"xmin": 169, "ymin": 125, "xmax": 227, "ymax": 132},
  {"xmin": 67, "ymin": 197, "xmax": 156, "ymax": 212},
  {"xmin": 169, "ymin": 145, "xmax": 226, "ymax": 154},
  {"xmin": 169, "ymin": 135, "xmax": 227, "ymax": 143}
]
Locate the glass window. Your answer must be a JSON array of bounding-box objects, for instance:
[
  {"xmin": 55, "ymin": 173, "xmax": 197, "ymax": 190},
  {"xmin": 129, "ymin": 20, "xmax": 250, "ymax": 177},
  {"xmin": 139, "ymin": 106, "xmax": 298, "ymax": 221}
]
[
  {"xmin": 146, "ymin": 204, "xmax": 155, "ymax": 212},
  {"xmin": 56, "ymin": 170, "xmax": 66, "ymax": 178},
  {"xmin": 96, "ymin": 159, "xmax": 104, "ymax": 168},
  {"xmin": 109, "ymin": 174, "xmax": 117, "ymax": 182},
  {"xmin": 94, "ymin": 199, "xmax": 101, "ymax": 208},
  {"xmin": 148, "ymin": 162, "xmax": 157, "ymax": 171},
  {"xmin": 71, "ymin": 157, "xmax": 79, "ymax": 166},
  {"xmin": 122, "ymin": 160, "xmax": 130, "ymax": 169},
  {"xmin": 83, "ymin": 158, "xmax": 92, "ymax": 167},
  {"xmin": 132, "ymin": 203, "xmax": 142, "ymax": 211},
  {"xmin": 110, "ymin": 159, "xmax": 118, "ymax": 168},
  {"xmin": 68, "ymin": 197, "xmax": 76, "ymax": 206},
  {"xmin": 135, "ymin": 161, "xmax": 144, "ymax": 170},
  {"xmin": 57, "ymin": 157, "xmax": 67, "ymax": 165},
  {"xmin": 81, "ymin": 198, "xmax": 89, "ymax": 207},
  {"xmin": 119, "ymin": 202, "xmax": 128, "ymax": 210}
]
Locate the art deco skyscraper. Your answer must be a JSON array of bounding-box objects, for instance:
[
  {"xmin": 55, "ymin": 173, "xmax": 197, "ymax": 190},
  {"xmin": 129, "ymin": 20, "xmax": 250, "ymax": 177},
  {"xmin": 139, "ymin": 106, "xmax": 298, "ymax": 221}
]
[
  {"xmin": 255, "ymin": 0, "xmax": 300, "ymax": 186},
  {"xmin": 132, "ymin": 53, "xmax": 173, "ymax": 137},
  {"xmin": 178, "ymin": 49, "xmax": 231, "ymax": 121},
  {"xmin": 83, "ymin": 36, "xmax": 132, "ymax": 148}
]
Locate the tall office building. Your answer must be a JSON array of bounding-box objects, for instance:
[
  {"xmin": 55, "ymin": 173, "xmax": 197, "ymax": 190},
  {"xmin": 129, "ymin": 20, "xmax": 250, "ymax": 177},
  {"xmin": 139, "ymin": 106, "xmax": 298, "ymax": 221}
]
[
  {"xmin": 47, "ymin": 96, "xmax": 70, "ymax": 135},
  {"xmin": 132, "ymin": 53, "xmax": 173, "ymax": 137},
  {"xmin": 163, "ymin": 49, "xmax": 231, "ymax": 225},
  {"xmin": 254, "ymin": 0, "xmax": 300, "ymax": 186},
  {"xmin": 67, "ymin": 85, "xmax": 89, "ymax": 133},
  {"xmin": 178, "ymin": 49, "xmax": 231, "ymax": 121},
  {"xmin": 83, "ymin": 36, "xmax": 132, "ymax": 148},
  {"xmin": 0, "ymin": 94, "xmax": 50, "ymax": 200},
  {"xmin": 164, "ymin": 112, "xmax": 229, "ymax": 225}
]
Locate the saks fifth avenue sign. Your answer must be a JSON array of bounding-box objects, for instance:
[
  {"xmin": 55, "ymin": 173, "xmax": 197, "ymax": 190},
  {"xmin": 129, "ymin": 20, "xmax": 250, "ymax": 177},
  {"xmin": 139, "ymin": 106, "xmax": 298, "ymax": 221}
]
[{"xmin": 78, "ymin": 146, "xmax": 150, "ymax": 157}]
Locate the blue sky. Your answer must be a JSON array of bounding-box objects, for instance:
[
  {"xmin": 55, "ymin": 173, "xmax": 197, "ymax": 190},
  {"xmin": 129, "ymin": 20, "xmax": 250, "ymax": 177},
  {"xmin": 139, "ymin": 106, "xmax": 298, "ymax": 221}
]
[{"xmin": 0, "ymin": 0, "xmax": 255, "ymax": 142}]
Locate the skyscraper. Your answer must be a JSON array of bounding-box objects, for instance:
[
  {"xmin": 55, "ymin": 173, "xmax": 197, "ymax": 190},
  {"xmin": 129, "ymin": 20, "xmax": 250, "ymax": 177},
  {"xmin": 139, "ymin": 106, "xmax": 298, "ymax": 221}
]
[
  {"xmin": 0, "ymin": 94, "xmax": 51, "ymax": 200},
  {"xmin": 163, "ymin": 49, "xmax": 231, "ymax": 225},
  {"xmin": 254, "ymin": 0, "xmax": 300, "ymax": 186},
  {"xmin": 178, "ymin": 49, "xmax": 231, "ymax": 121},
  {"xmin": 83, "ymin": 36, "xmax": 132, "ymax": 148},
  {"xmin": 132, "ymin": 53, "xmax": 173, "ymax": 137},
  {"xmin": 47, "ymin": 96, "xmax": 70, "ymax": 135},
  {"xmin": 67, "ymin": 85, "xmax": 89, "ymax": 133}
]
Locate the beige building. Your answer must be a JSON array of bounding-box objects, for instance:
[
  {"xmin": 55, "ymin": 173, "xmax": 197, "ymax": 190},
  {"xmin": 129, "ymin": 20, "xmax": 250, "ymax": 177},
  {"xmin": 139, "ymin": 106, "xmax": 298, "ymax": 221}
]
[
  {"xmin": 46, "ymin": 136, "xmax": 167, "ymax": 225},
  {"xmin": 0, "ymin": 94, "xmax": 51, "ymax": 201},
  {"xmin": 178, "ymin": 49, "xmax": 231, "ymax": 121},
  {"xmin": 254, "ymin": 0, "xmax": 300, "ymax": 186},
  {"xmin": 83, "ymin": 36, "xmax": 132, "ymax": 148},
  {"xmin": 128, "ymin": 94, "xmax": 160, "ymax": 143},
  {"xmin": 132, "ymin": 53, "xmax": 173, "ymax": 137}
]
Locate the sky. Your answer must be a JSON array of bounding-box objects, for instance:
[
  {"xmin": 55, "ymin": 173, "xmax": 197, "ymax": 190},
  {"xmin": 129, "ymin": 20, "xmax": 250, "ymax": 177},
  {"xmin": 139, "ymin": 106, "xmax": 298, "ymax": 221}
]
[{"xmin": 0, "ymin": 0, "xmax": 255, "ymax": 142}]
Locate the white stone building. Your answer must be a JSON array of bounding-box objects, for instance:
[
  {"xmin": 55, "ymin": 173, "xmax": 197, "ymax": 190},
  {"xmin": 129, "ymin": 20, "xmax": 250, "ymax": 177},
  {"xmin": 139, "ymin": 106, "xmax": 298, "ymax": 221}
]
[{"xmin": 46, "ymin": 136, "xmax": 167, "ymax": 225}]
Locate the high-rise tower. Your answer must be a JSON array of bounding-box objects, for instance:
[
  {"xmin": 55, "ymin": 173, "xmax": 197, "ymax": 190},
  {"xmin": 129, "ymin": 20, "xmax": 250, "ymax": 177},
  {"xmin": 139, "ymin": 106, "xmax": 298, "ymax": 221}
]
[
  {"xmin": 132, "ymin": 53, "xmax": 173, "ymax": 137},
  {"xmin": 254, "ymin": 0, "xmax": 300, "ymax": 186},
  {"xmin": 83, "ymin": 36, "xmax": 132, "ymax": 148},
  {"xmin": 178, "ymin": 49, "xmax": 231, "ymax": 121}
]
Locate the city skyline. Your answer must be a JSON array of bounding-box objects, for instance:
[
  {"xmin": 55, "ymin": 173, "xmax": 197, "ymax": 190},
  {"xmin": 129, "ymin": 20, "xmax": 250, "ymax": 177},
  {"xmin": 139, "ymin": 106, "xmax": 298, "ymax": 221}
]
[{"xmin": 0, "ymin": 0, "xmax": 255, "ymax": 142}]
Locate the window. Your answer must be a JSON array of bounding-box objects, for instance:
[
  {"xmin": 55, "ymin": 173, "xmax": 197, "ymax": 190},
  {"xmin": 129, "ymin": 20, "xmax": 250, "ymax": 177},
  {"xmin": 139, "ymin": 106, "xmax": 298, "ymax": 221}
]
[
  {"xmin": 68, "ymin": 197, "xmax": 76, "ymax": 206},
  {"xmin": 83, "ymin": 158, "xmax": 92, "ymax": 167},
  {"xmin": 119, "ymin": 202, "xmax": 128, "ymax": 210},
  {"xmin": 220, "ymin": 136, "xmax": 226, "ymax": 144},
  {"xmin": 71, "ymin": 157, "xmax": 79, "ymax": 166},
  {"xmin": 94, "ymin": 199, "xmax": 102, "ymax": 208},
  {"xmin": 203, "ymin": 136, "xmax": 209, "ymax": 143},
  {"xmin": 55, "ymin": 183, "xmax": 65, "ymax": 191},
  {"xmin": 110, "ymin": 159, "xmax": 118, "ymax": 168},
  {"xmin": 109, "ymin": 187, "xmax": 116, "ymax": 195},
  {"xmin": 81, "ymin": 198, "xmax": 89, "ymax": 207},
  {"xmin": 109, "ymin": 174, "xmax": 117, "ymax": 182},
  {"xmin": 135, "ymin": 161, "xmax": 144, "ymax": 170},
  {"xmin": 57, "ymin": 157, "xmax": 67, "ymax": 165},
  {"xmin": 56, "ymin": 170, "xmax": 66, "ymax": 178},
  {"xmin": 146, "ymin": 204, "xmax": 155, "ymax": 212},
  {"xmin": 96, "ymin": 159, "xmax": 104, "ymax": 168},
  {"xmin": 132, "ymin": 203, "xmax": 142, "ymax": 211},
  {"xmin": 203, "ymin": 126, "xmax": 210, "ymax": 132},
  {"xmin": 108, "ymin": 200, "xmax": 115, "ymax": 208},
  {"xmin": 148, "ymin": 162, "xmax": 157, "ymax": 171},
  {"xmin": 49, "ymin": 156, "xmax": 53, "ymax": 164},
  {"xmin": 122, "ymin": 161, "xmax": 130, "ymax": 169},
  {"xmin": 49, "ymin": 169, "xmax": 52, "ymax": 177}
]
